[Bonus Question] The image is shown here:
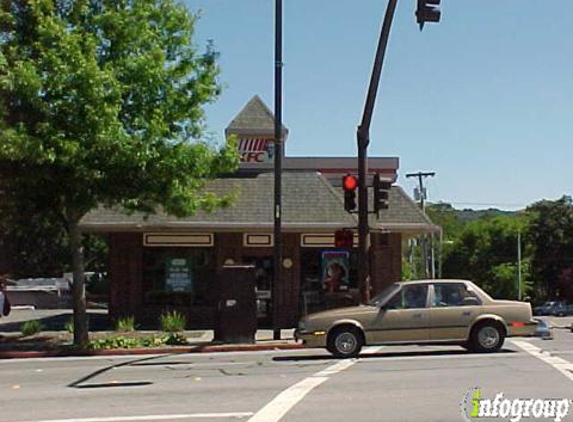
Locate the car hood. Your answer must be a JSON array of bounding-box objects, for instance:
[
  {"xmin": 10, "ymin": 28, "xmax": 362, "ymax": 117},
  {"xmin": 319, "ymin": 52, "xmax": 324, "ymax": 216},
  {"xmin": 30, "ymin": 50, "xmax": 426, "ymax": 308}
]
[{"xmin": 305, "ymin": 304, "xmax": 375, "ymax": 321}]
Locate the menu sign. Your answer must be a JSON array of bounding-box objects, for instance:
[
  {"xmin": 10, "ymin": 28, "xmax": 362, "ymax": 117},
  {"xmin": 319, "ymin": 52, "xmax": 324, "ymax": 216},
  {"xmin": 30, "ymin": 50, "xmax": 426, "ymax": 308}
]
[{"xmin": 165, "ymin": 258, "xmax": 192, "ymax": 293}]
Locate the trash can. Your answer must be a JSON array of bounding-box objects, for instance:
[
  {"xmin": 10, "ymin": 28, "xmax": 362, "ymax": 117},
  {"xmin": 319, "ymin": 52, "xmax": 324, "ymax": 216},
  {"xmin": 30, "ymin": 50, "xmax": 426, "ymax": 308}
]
[{"xmin": 215, "ymin": 264, "xmax": 257, "ymax": 344}]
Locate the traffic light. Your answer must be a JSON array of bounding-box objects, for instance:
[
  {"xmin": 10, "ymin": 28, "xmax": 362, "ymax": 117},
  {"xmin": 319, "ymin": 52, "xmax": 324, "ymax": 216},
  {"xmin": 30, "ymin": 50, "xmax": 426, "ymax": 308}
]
[
  {"xmin": 373, "ymin": 173, "xmax": 391, "ymax": 213},
  {"xmin": 342, "ymin": 174, "xmax": 358, "ymax": 212},
  {"xmin": 416, "ymin": 0, "xmax": 441, "ymax": 30},
  {"xmin": 334, "ymin": 229, "xmax": 354, "ymax": 249}
]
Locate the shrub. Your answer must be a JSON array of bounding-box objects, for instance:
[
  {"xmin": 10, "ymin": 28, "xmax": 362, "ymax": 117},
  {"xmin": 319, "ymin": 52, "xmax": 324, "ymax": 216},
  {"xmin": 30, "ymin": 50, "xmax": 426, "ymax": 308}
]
[
  {"xmin": 140, "ymin": 335, "xmax": 167, "ymax": 348},
  {"xmin": 20, "ymin": 320, "xmax": 44, "ymax": 337},
  {"xmin": 115, "ymin": 316, "xmax": 135, "ymax": 332},
  {"xmin": 88, "ymin": 336, "xmax": 140, "ymax": 350},
  {"xmin": 86, "ymin": 334, "xmax": 187, "ymax": 350},
  {"xmin": 65, "ymin": 318, "xmax": 74, "ymax": 334},
  {"xmin": 159, "ymin": 310, "xmax": 186, "ymax": 333},
  {"xmin": 164, "ymin": 332, "xmax": 188, "ymax": 346}
]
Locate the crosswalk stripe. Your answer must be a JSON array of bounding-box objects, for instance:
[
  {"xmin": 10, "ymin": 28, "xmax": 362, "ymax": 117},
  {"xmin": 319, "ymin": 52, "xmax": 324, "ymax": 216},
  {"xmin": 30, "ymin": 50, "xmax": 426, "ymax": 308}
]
[{"xmin": 511, "ymin": 340, "xmax": 573, "ymax": 382}]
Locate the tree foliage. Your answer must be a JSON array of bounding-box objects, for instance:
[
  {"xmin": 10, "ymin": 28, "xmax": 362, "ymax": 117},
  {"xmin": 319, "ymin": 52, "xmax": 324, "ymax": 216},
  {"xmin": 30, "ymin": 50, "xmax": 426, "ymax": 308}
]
[
  {"xmin": 525, "ymin": 196, "xmax": 573, "ymax": 300},
  {"xmin": 0, "ymin": 0, "xmax": 238, "ymax": 343},
  {"xmin": 437, "ymin": 211, "xmax": 531, "ymax": 299},
  {"xmin": 429, "ymin": 199, "xmax": 573, "ymax": 302},
  {"xmin": 0, "ymin": 0, "xmax": 237, "ymax": 218}
]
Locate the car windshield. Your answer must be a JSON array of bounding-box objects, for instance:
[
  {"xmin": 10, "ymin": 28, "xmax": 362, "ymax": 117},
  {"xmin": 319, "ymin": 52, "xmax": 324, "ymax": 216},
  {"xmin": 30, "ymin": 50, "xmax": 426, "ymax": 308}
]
[{"xmin": 367, "ymin": 283, "xmax": 401, "ymax": 307}]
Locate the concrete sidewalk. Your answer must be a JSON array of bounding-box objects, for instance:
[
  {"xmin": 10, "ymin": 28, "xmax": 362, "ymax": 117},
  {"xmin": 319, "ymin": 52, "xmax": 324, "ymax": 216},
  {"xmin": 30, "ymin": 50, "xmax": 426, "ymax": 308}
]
[
  {"xmin": 0, "ymin": 309, "xmax": 303, "ymax": 359},
  {"xmin": 0, "ymin": 329, "xmax": 303, "ymax": 359}
]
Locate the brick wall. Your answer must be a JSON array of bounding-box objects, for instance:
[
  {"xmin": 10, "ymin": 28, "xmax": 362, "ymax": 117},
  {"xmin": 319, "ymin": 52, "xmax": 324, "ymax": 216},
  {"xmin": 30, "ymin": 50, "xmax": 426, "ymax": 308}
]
[
  {"xmin": 370, "ymin": 232, "xmax": 402, "ymax": 296},
  {"xmin": 108, "ymin": 231, "xmax": 399, "ymax": 329},
  {"xmin": 109, "ymin": 232, "xmax": 143, "ymax": 321}
]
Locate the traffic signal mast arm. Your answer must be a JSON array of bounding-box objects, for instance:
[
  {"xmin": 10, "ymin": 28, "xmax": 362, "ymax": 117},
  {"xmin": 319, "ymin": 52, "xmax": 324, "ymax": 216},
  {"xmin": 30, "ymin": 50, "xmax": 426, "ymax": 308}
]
[{"xmin": 355, "ymin": 0, "xmax": 441, "ymax": 302}]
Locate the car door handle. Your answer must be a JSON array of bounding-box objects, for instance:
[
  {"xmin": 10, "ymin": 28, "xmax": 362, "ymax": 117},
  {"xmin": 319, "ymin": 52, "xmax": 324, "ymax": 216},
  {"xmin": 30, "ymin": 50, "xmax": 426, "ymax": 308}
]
[{"xmin": 462, "ymin": 310, "xmax": 472, "ymax": 316}]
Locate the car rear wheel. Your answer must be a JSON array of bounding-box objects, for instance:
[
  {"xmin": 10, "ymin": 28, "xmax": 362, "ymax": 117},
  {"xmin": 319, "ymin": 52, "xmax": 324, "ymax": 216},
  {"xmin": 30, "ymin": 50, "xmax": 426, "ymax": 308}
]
[
  {"xmin": 327, "ymin": 326, "xmax": 363, "ymax": 358},
  {"xmin": 468, "ymin": 322, "xmax": 505, "ymax": 353}
]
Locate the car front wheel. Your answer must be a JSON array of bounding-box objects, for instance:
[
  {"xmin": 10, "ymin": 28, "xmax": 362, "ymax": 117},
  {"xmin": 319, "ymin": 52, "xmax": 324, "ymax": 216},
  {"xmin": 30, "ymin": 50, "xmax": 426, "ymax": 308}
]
[
  {"xmin": 327, "ymin": 326, "xmax": 364, "ymax": 358},
  {"xmin": 468, "ymin": 322, "xmax": 505, "ymax": 353}
]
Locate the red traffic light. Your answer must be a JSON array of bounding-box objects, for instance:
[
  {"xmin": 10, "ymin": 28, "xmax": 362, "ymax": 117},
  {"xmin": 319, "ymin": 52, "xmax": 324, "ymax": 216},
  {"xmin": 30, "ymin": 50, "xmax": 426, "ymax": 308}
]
[{"xmin": 342, "ymin": 175, "xmax": 358, "ymax": 192}]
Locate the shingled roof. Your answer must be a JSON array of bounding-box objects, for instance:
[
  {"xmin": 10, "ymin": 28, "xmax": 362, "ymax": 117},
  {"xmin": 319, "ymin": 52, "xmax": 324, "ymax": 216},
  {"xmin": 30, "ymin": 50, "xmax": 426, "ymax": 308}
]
[
  {"xmin": 369, "ymin": 186, "xmax": 438, "ymax": 235},
  {"xmin": 80, "ymin": 172, "xmax": 437, "ymax": 234},
  {"xmin": 80, "ymin": 172, "xmax": 356, "ymax": 232},
  {"xmin": 225, "ymin": 95, "xmax": 288, "ymax": 136}
]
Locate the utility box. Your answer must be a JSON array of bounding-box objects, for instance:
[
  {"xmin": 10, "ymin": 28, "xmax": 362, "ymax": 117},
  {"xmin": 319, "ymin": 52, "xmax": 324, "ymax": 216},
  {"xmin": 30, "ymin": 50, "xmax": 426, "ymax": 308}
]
[{"xmin": 215, "ymin": 264, "xmax": 257, "ymax": 344}]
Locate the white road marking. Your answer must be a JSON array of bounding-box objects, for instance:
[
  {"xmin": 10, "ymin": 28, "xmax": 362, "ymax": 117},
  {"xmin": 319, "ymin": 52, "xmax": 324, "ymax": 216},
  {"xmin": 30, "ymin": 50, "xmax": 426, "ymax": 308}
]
[
  {"xmin": 360, "ymin": 346, "xmax": 386, "ymax": 355},
  {"xmin": 16, "ymin": 413, "xmax": 254, "ymax": 422},
  {"xmin": 511, "ymin": 340, "xmax": 573, "ymax": 382},
  {"xmin": 247, "ymin": 346, "xmax": 384, "ymax": 422}
]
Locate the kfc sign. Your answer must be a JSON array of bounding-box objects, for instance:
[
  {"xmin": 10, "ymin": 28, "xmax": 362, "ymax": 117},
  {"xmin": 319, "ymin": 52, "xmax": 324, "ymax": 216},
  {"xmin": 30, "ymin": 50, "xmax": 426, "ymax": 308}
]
[{"xmin": 239, "ymin": 138, "xmax": 274, "ymax": 163}]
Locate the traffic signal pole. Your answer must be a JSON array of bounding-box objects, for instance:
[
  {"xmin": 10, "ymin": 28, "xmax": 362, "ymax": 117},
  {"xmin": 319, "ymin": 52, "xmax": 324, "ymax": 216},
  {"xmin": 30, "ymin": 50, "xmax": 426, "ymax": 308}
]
[{"xmin": 357, "ymin": 0, "xmax": 398, "ymax": 303}]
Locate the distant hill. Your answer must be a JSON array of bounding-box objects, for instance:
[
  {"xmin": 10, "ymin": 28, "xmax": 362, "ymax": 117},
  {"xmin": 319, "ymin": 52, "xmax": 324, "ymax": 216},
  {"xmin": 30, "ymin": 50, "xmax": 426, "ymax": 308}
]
[
  {"xmin": 425, "ymin": 203, "xmax": 519, "ymax": 236},
  {"xmin": 454, "ymin": 208, "xmax": 517, "ymax": 223}
]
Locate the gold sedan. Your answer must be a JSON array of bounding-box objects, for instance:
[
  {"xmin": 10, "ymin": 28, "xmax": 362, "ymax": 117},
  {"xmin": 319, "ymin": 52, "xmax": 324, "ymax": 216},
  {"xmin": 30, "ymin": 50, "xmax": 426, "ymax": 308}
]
[{"xmin": 296, "ymin": 279, "xmax": 537, "ymax": 358}]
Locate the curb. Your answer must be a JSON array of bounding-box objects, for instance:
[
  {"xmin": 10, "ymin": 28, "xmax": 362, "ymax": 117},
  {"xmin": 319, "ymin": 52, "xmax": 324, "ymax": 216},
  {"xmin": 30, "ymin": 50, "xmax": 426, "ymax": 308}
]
[{"xmin": 0, "ymin": 342, "xmax": 305, "ymax": 360}]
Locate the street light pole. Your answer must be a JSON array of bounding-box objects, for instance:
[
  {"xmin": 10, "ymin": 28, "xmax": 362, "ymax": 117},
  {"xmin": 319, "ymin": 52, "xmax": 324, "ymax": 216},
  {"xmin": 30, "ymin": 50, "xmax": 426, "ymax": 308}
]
[
  {"xmin": 272, "ymin": 0, "xmax": 283, "ymax": 340},
  {"xmin": 357, "ymin": 0, "xmax": 399, "ymax": 303}
]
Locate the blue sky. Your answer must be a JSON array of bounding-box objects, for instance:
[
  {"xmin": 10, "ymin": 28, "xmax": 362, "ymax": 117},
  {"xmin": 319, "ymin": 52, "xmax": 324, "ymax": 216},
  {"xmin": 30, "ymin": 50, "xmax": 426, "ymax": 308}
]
[{"xmin": 184, "ymin": 0, "xmax": 572, "ymax": 210}]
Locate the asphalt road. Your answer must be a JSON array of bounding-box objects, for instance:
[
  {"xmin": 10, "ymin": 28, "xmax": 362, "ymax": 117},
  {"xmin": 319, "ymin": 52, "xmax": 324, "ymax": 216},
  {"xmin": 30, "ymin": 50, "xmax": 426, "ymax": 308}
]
[{"xmin": 0, "ymin": 322, "xmax": 571, "ymax": 422}]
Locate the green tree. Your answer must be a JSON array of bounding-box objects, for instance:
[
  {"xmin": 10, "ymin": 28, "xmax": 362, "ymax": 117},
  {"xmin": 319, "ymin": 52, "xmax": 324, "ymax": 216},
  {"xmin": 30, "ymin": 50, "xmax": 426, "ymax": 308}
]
[
  {"xmin": 526, "ymin": 196, "xmax": 573, "ymax": 300},
  {"xmin": 425, "ymin": 202, "xmax": 464, "ymax": 278},
  {"xmin": 0, "ymin": 174, "xmax": 108, "ymax": 278},
  {"xmin": 0, "ymin": 1, "xmax": 238, "ymax": 344},
  {"xmin": 442, "ymin": 215, "xmax": 529, "ymax": 299},
  {"xmin": 426, "ymin": 202, "xmax": 464, "ymax": 242}
]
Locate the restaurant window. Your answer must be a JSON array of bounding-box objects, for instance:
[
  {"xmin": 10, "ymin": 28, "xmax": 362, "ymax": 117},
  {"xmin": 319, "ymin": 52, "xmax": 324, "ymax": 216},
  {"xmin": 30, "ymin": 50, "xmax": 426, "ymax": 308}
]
[
  {"xmin": 300, "ymin": 248, "xmax": 359, "ymax": 313},
  {"xmin": 142, "ymin": 248, "xmax": 216, "ymax": 306}
]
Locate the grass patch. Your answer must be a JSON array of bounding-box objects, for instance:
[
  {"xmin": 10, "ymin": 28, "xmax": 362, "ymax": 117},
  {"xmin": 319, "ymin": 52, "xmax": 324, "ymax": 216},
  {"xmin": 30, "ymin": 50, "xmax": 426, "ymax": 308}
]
[
  {"xmin": 20, "ymin": 320, "xmax": 44, "ymax": 337},
  {"xmin": 159, "ymin": 310, "xmax": 186, "ymax": 333}
]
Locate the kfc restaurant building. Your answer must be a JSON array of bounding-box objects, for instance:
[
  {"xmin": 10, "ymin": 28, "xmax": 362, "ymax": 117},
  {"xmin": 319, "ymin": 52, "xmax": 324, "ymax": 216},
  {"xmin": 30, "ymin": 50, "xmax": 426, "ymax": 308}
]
[{"xmin": 80, "ymin": 96, "xmax": 438, "ymax": 328}]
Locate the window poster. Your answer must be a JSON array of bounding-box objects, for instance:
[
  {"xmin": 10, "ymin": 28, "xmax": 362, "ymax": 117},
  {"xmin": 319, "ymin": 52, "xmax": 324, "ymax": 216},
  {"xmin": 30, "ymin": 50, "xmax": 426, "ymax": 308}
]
[
  {"xmin": 321, "ymin": 251, "xmax": 350, "ymax": 293},
  {"xmin": 165, "ymin": 257, "xmax": 193, "ymax": 293}
]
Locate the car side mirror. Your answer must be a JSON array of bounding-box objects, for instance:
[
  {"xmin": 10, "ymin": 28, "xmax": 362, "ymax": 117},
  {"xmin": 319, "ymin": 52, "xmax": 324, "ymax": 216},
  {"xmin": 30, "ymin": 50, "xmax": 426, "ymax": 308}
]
[{"xmin": 463, "ymin": 297, "xmax": 480, "ymax": 306}]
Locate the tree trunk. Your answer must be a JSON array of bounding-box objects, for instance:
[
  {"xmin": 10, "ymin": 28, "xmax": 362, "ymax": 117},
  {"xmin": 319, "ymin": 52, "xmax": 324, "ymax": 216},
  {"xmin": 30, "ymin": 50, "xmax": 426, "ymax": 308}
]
[{"xmin": 69, "ymin": 219, "xmax": 89, "ymax": 345}]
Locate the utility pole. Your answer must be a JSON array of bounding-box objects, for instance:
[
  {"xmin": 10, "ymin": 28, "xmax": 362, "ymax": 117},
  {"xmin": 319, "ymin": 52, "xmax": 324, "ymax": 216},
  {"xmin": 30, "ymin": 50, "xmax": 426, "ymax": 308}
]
[
  {"xmin": 517, "ymin": 228, "xmax": 522, "ymax": 300},
  {"xmin": 406, "ymin": 171, "xmax": 435, "ymax": 278},
  {"xmin": 357, "ymin": 0, "xmax": 399, "ymax": 303},
  {"xmin": 272, "ymin": 0, "xmax": 283, "ymax": 340},
  {"xmin": 406, "ymin": 171, "xmax": 435, "ymax": 211},
  {"xmin": 438, "ymin": 227, "xmax": 443, "ymax": 278}
]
